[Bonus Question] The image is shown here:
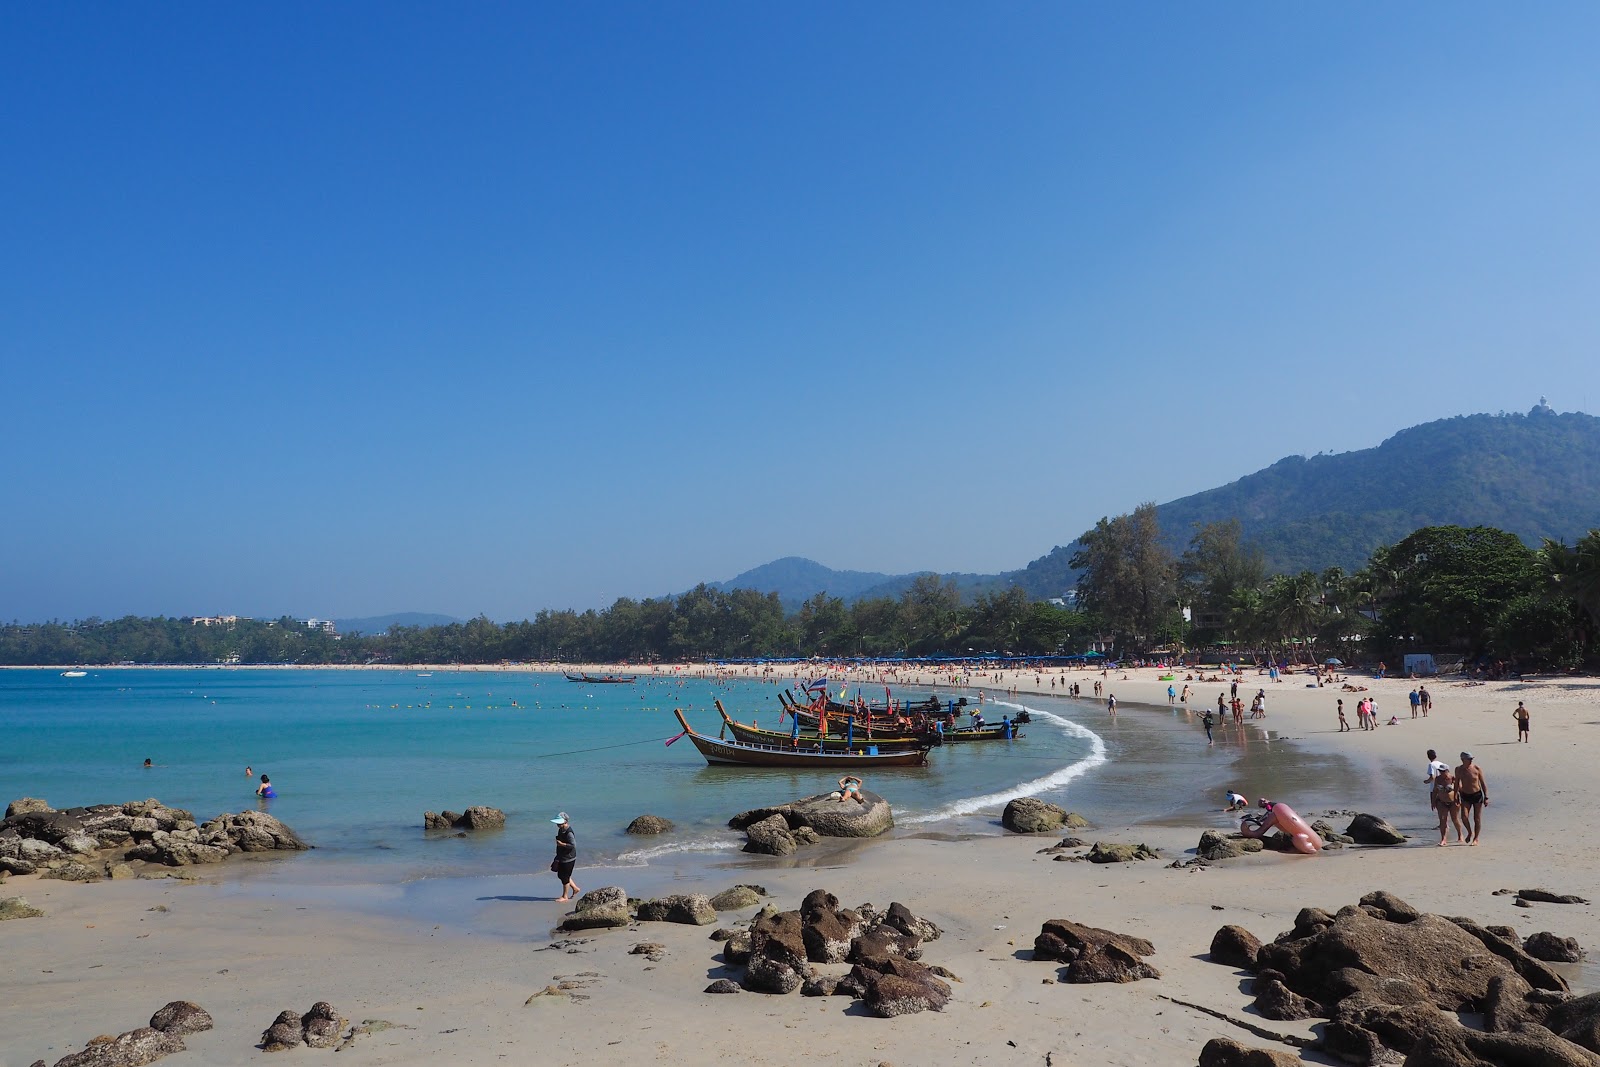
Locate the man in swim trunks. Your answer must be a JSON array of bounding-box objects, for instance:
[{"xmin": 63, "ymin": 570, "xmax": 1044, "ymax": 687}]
[
  {"xmin": 1455, "ymin": 752, "xmax": 1487, "ymax": 844},
  {"xmin": 1419, "ymin": 686, "xmax": 1431, "ymax": 716},
  {"xmin": 1408, "ymin": 689, "xmax": 1420, "ymax": 719},
  {"xmin": 1513, "ymin": 701, "xmax": 1530, "ymax": 742}
]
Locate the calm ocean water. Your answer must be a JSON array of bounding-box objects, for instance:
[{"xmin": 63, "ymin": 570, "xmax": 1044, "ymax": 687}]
[{"xmin": 0, "ymin": 669, "xmax": 1119, "ymax": 881}]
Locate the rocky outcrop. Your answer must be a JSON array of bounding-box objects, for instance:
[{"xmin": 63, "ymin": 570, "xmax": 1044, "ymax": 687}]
[
  {"xmin": 260, "ymin": 1010, "xmax": 304, "ymax": 1052},
  {"xmin": 1208, "ymin": 892, "xmax": 1600, "ymax": 1065},
  {"xmin": 1, "ymin": 799, "xmax": 307, "ymax": 874},
  {"xmin": 1344, "ymin": 813, "xmax": 1406, "ymax": 845},
  {"xmin": 1086, "ymin": 841, "xmax": 1159, "ymax": 863},
  {"xmin": 0, "ymin": 896, "xmax": 45, "ymax": 920},
  {"xmin": 1001, "ymin": 797, "xmax": 1087, "ymax": 834},
  {"xmin": 709, "ymin": 885, "xmax": 763, "ymax": 911},
  {"xmin": 52, "ymin": 1026, "xmax": 186, "ymax": 1067},
  {"xmin": 704, "ymin": 979, "xmax": 741, "ymax": 993},
  {"xmin": 147, "ymin": 1002, "xmax": 211, "ymax": 1037},
  {"xmin": 625, "ymin": 815, "xmax": 674, "ymax": 835},
  {"xmin": 423, "ymin": 806, "xmax": 505, "ymax": 831},
  {"xmin": 301, "ymin": 1002, "xmax": 346, "ymax": 1049},
  {"xmin": 730, "ymin": 792, "xmax": 893, "ymax": 853},
  {"xmin": 40, "ymin": 862, "xmax": 104, "ymax": 882},
  {"xmin": 6, "ymin": 797, "xmax": 51, "ymax": 818},
  {"xmin": 1033, "ymin": 918, "xmax": 1159, "ymax": 983},
  {"xmin": 724, "ymin": 890, "xmax": 948, "ymax": 1015},
  {"xmin": 1518, "ymin": 888, "xmax": 1592, "ymax": 905},
  {"xmin": 558, "ymin": 886, "xmax": 630, "ymax": 931},
  {"xmin": 635, "ymin": 893, "xmax": 717, "ymax": 925}
]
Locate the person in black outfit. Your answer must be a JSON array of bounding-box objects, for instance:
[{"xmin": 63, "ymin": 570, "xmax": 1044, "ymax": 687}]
[{"xmin": 552, "ymin": 812, "xmax": 580, "ymax": 901}]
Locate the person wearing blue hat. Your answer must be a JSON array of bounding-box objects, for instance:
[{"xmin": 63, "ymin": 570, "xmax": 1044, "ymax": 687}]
[{"xmin": 551, "ymin": 812, "xmax": 580, "ymax": 901}]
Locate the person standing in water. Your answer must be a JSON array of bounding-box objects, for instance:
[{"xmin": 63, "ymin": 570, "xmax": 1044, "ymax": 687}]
[
  {"xmin": 1201, "ymin": 708, "xmax": 1214, "ymax": 746},
  {"xmin": 255, "ymin": 774, "xmax": 276, "ymax": 798},
  {"xmin": 551, "ymin": 812, "xmax": 580, "ymax": 902}
]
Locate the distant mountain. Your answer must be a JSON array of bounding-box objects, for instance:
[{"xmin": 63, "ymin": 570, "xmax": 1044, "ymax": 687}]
[
  {"xmin": 333, "ymin": 612, "xmax": 462, "ymax": 635},
  {"xmin": 715, "ymin": 405, "xmax": 1600, "ymax": 605},
  {"xmin": 711, "ymin": 557, "xmax": 897, "ymax": 609}
]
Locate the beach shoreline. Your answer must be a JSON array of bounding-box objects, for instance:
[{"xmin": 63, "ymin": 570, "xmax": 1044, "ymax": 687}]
[{"xmin": 6, "ymin": 663, "xmax": 1600, "ymax": 1065}]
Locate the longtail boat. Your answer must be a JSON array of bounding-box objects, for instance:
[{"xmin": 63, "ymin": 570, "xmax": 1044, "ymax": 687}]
[
  {"xmin": 780, "ymin": 691, "xmax": 1026, "ymax": 741},
  {"xmin": 563, "ymin": 672, "xmax": 637, "ymax": 684},
  {"xmin": 716, "ymin": 701, "xmax": 935, "ymax": 752},
  {"xmin": 670, "ymin": 709, "xmax": 929, "ymax": 768}
]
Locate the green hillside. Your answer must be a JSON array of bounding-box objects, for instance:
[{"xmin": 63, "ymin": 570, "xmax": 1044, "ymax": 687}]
[
  {"xmin": 716, "ymin": 406, "xmax": 1600, "ymax": 604},
  {"xmin": 1012, "ymin": 404, "xmax": 1600, "ymax": 595}
]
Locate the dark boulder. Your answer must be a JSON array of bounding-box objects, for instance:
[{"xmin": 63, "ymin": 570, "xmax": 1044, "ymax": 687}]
[
  {"xmin": 1525, "ymin": 932, "xmax": 1586, "ymax": 964},
  {"xmin": 1344, "ymin": 813, "xmax": 1407, "ymax": 845},
  {"xmin": 423, "ymin": 807, "xmax": 502, "ymax": 831},
  {"xmin": 850, "ymin": 956, "xmax": 951, "ymax": 1017},
  {"xmin": 625, "ymin": 815, "xmax": 674, "ymax": 835},
  {"xmin": 704, "ymin": 979, "xmax": 741, "ymax": 994},
  {"xmin": 1545, "ymin": 991, "xmax": 1600, "ymax": 1054},
  {"xmin": 5, "ymin": 797, "xmax": 51, "ymax": 819},
  {"xmin": 1519, "ymin": 888, "xmax": 1592, "ymax": 905},
  {"xmin": 1209, "ymin": 925, "xmax": 1262, "ymax": 970},
  {"xmin": 1197, "ymin": 830, "xmax": 1245, "ymax": 861},
  {"xmin": 1197, "ymin": 1037, "xmax": 1302, "ymax": 1067},
  {"xmin": 882, "ymin": 901, "xmax": 942, "ymax": 942},
  {"xmin": 1359, "ymin": 889, "xmax": 1421, "ymax": 922},
  {"xmin": 1253, "ymin": 976, "xmax": 1318, "ymax": 1020},
  {"xmin": 1063, "ymin": 942, "xmax": 1160, "ymax": 984},
  {"xmin": 1033, "ymin": 918, "xmax": 1155, "ymax": 963},
  {"xmin": 1448, "ymin": 915, "xmax": 1569, "ymax": 992},
  {"xmin": 744, "ymin": 910, "xmax": 808, "ymax": 993}
]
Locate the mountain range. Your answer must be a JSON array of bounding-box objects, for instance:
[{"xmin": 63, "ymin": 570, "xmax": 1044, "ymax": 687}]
[{"xmin": 712, "ymin": 404, "xmax": 1600, "ymax": 605}]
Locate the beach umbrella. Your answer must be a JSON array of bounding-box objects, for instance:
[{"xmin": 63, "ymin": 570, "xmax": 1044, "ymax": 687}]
[{"xmin": 1325, "ymin": 658, "xmax": 1344, "ymax": 666}]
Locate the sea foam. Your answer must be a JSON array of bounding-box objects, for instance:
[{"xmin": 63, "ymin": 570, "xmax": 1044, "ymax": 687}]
[{"xmin": 902, "ymin": 700, "xmax": 1108, "ymax": 824}]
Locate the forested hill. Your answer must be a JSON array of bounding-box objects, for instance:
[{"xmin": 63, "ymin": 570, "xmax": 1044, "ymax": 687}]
[
  {"xmin": 714, "ymin": 407, "xmax": 1600, "ymax": 604},
  {"xmin": 1012, "ymin": 405, "xmax": 1600, "ymax": 592}
]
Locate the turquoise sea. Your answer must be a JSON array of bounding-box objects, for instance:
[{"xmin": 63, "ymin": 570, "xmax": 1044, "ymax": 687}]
[{"xmin": 0, "ymin": 668, "xmax": 1269, "ymax": 887}]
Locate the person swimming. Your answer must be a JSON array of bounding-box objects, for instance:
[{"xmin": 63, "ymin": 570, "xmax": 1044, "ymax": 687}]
[
  {"xmin": 143, "ymin": 758, "xmax": 153, "ymax": 769},
  {"xmin": 255, "ymin": 774, "xmax": 276, "ymax": 799}
]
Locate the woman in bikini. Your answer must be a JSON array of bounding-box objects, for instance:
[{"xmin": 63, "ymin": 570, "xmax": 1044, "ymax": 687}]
[
  {"xmin": 835, "ymin": 775, "xmax": 865, "ymax": 804},
  {"xmin": 1430, "ymin": 768, "xmax": 1463, "ymax": 846}
]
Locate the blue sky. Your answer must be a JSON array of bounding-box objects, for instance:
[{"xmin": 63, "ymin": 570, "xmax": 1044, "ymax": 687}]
[{"xmin": 5, "ymin": 4, "xmax": 1600, "ymax": 621}]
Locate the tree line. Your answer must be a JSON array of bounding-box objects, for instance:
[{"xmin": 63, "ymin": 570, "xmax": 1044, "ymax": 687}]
[
  {"xmin": 1070, "ymin": 504, "xmax": 1600, "ymax": 668},
  {"xmin": 5, "ymin": 515, "xmax": 1597, "ymax": 667},
  {"xmin": 0, "ymin": 578, "xmax": 1089, "ymax": 666}
]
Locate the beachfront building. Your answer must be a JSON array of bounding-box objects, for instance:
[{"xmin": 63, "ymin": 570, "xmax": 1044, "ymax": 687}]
[{"xmin": 191, "ymin": 615, "xmax": 246, "ymax": 627}]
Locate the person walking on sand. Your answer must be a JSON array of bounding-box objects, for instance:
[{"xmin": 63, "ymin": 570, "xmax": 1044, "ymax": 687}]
[
  {"xmin": 1513, "ymin": 701, "xmax": 1530, "ymax": 742},
  {"xmin": 1455, "ymin": 753, "xmax": 1488, "ymax": 845},
  {"xmin": 1337, "ymin": 699, "xmax": 1350, "ymax": 732},
  {"xmin": 551, "ymin": 812, "xmax": 581, "ymax": 901},
  {"xmin": 1420, "ymin": 685, "xmax": 1432, "ymax": 717},
  {"xmin": 1409, "ymin": 688, "xmax": 1421, "ymax": 719},
  {"xmin": 1425, "ymin": 749, "xmax": 1449, "ymax": 782}
]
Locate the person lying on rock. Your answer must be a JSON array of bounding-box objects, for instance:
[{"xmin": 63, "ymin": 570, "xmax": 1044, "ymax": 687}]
[{"xmin": 832, "ymin": 775, "xmax": 865, "ymax": 804}]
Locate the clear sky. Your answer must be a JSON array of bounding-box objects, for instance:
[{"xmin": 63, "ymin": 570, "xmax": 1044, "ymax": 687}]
[{"xmin": 5, "ymin": 4, "xmax": 1600, "ymax": 622}]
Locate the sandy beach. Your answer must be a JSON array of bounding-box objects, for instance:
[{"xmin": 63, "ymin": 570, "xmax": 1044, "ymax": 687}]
[{"xmin": 5, "ymin": 664, "xmax": 1599, "ymax": 1067}]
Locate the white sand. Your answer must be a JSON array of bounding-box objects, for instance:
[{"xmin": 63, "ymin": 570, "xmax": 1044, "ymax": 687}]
[{"xmin": 4, "ymin": 664, "xmax": 1598, "ymax": 1066}]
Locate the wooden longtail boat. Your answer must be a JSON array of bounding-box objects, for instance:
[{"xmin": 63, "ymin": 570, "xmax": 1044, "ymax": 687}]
[
  {"xmin": 671, "ymin": 709, "xmax": 929, "ymax": 768},
  {"xmin": 563, "ymin": 673, "xmax": 637, "ymax": 684},
  {"xmin": 715, "ymin": 702, "xmax": 934, "ymax": 752}
]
